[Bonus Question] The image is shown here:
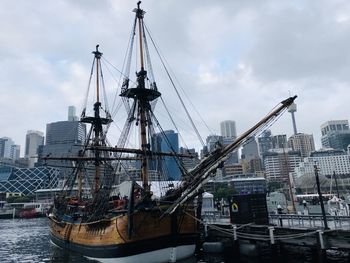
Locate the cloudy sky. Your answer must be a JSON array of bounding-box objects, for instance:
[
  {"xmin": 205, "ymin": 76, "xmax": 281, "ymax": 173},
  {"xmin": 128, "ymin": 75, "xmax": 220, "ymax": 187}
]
[{"xmin": 1, "ymin": 0, "xmax": 349, "ymax": 155}]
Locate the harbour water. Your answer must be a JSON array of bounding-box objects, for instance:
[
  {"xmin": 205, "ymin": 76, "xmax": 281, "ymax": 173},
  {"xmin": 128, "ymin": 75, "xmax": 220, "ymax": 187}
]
[
  {"xmin": 0, "ymin": 218, "xmax": 216, "ymax": 263},
  {"xmin": 1, "ymin": 217, "xmax": 349, "ymax": 263},
  {"xmin": 0, "ymin": 218, "xmax": 95, "ymax": 263}
]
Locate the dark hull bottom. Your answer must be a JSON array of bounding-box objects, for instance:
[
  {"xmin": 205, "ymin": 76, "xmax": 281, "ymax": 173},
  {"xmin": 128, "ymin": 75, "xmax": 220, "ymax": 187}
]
[{"xmin": 50, "ymin": 233, "xmax": 198, "ymax": 259}]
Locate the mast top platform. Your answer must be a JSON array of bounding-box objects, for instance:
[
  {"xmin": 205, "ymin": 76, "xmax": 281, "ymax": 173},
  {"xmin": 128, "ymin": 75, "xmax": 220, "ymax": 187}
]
[
  {"xmin": 133, "ymin": 1, "xmax": 146, "ymax": 19},
  {"xmin": 92, "ymin": 44, "xmax": 102, "ymax": 59}
]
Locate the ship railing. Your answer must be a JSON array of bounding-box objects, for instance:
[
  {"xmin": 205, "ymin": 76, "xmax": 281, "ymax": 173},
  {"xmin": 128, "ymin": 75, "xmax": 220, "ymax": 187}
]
[{"xmin": 269, "ymin": 213, "xmax": 350, "ymax": 230}]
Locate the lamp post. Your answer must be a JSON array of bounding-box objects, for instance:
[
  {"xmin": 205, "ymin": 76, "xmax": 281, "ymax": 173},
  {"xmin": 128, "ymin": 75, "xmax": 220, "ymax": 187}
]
[
  {"xmin": 314, "ymin": 163, "xmax": 329, "ymax": 230},
  {"xmin": 333, "ymin": 171, "xmax": 340, "ymax": 198}
]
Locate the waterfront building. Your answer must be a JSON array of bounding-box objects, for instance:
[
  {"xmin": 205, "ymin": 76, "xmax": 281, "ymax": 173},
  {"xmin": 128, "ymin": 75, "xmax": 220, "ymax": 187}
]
[
  {"xmin": 0, "ymin": 165, "xmax": 60, "ymax": 195},
  {"xmin": 309, "ymin": 149, "xmax": 350, "ymax": 176},
  {"xmin": 292, "ymin": 148, "xmax": 350, "ymax": 194},
  {"xmin": 25, "ymin": 130, "xmax": 44, "ymax": 168},
  {"xmin": 205, "ymin": 176, "xmax": 267, "ymax": 195},
  {"xmin": 0, "ymin": 192, "xmax": 22, "ymax": 201},
  {"xmin": 288, "ymin": 133, "xmax": 315, "ymax": 158},
  {"xmin": 321, "ymin": 120, "xmax": 350, "ymax": 151},
  {"xmin": 263, "ymin": 149, "xmax": 302, "ymax": 183}
]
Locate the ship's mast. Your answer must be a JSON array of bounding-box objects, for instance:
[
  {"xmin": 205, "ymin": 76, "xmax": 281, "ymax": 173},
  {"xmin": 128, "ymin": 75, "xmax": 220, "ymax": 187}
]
[
  {"xmin": 93, "ymin": 45, "xmax": 102, "ymax": 194},
  {"xmin": 136, "ymin": 2, "xmax": 149, "ymax": 192},
  {"xmin": 80, "ymin": 45, "xmax": 112, "ymax": 196},
  {"xmin": 120, "ymin": 1, "xmax": 161, "ymax": 194}
]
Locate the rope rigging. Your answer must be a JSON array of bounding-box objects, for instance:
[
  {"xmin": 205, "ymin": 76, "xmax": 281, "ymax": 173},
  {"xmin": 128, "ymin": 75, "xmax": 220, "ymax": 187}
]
[{"xmin": 143, "ymin": 23, "xmax": 205, "ymax": 147}]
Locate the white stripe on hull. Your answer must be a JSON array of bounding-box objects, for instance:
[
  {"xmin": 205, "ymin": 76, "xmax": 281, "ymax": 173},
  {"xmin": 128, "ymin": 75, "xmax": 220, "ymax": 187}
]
[{"xmin": 86, "ymin": 244, "xmax": 196, "ymax": 263}]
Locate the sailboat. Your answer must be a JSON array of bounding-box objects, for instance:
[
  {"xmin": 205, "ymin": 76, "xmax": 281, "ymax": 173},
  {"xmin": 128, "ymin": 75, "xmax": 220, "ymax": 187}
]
[{"xmin": 47, "ymin": 2, "xmax": 297, "ymax": 262}]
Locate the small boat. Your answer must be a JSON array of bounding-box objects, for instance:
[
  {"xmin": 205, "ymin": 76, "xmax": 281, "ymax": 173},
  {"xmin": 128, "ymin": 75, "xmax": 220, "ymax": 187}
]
[
  {"xmin": 328, "ymin": 195, "xmax": 349, "ymax": 216},
  {"xmin": 18, "ymin": 203, "xmax": 50, "ymax": 218},
  {"xmin": 45, "ymin": 2, "xmax": 297, "ymax": 262},
  {"xmin": 0, "ymin": 201, "xmax": 15, "ymax": 219}
]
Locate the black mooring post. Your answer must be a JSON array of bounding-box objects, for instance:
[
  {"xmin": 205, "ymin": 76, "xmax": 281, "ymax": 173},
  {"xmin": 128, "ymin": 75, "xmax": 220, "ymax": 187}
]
[{"xmin": 314, "ymin": 164, "xmax": 329, "ymax": 230}]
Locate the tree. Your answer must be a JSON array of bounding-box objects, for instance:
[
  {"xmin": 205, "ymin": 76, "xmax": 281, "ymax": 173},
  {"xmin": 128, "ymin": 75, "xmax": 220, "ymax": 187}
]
[
  {"xmin": 214, "ymin": 187, "xmax": 236, "ymax": 200},
  {"xmin": 268, "ymin": 181, "xmax": 284, "ymax": 192},
  {"xmin": 6, "ymin": 195, "xmax": 34, "ymax": 203}
]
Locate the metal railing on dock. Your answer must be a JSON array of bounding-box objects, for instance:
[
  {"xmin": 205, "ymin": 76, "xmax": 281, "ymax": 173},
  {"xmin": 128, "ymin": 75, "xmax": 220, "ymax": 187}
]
[
  {"xmin": 189, "ymin": 210, "xmax": 350, "ymax": 261},
  {"xmin": 269, "ymin": 214, "xmax": 350, "ymax": 230},
  {"xmin": 202, "ymin": 211, "xmax": 231, "ymax": 224}
]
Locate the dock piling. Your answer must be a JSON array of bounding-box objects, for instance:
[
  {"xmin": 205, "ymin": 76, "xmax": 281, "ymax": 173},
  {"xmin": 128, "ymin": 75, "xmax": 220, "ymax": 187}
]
[{"xmin": 268, "ymin": 226, "xmax": 275, "ymax": 245}]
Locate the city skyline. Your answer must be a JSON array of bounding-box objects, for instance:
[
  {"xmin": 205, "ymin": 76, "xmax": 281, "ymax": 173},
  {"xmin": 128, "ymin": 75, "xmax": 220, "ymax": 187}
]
[
  {"xmin": 0, "ymin": 1, "xmax": 349, "ymax": 155},
  {"xmin": 3, "ymin": 113, "xmax": 350, "ymax": 159}
]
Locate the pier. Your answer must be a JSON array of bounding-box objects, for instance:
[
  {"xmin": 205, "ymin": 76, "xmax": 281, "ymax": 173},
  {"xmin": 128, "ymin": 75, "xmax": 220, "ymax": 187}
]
[
  {"xmin": 200, "ymin": 212, "xmax": 350, "ymax": 262},
  {"xmin": 269, "ymin": 213, "xmax": 350, "ymax": 230}
]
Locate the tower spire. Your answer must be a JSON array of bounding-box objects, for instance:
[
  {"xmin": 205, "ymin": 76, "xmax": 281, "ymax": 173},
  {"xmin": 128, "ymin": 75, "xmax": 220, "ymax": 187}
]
[{"xmin": 288, "ymin": 102, "xmax": 298, "ymax": 135}]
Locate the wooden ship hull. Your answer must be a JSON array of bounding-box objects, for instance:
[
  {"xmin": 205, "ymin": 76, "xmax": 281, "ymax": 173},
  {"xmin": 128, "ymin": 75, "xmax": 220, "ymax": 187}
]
[{"xmin": 49, "ymin": 206, "xmax": 198, "ymax": 262}]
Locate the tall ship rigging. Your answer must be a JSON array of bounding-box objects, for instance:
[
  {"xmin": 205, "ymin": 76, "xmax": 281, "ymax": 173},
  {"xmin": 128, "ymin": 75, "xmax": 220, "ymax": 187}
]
[{"xmin": 46, "ymin": 2, "xmax": 297, "ymax": 262}]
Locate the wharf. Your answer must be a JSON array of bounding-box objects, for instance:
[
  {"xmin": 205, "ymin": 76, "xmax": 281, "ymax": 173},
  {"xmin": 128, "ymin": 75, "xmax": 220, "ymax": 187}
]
[{"xmin": 201, "ymin": 213, "xmax": 350, "ymax": 262}]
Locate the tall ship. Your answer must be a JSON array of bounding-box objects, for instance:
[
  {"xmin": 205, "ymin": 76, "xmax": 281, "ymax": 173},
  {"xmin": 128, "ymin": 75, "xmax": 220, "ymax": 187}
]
[{"xmin": 47, "ymin": 2, "xmax": 297, "ymax": 262}]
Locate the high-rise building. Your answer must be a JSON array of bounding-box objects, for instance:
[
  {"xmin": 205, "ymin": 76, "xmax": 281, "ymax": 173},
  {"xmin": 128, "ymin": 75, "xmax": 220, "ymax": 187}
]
[
  {"xmin": 288, "ymin": 133, "xmax": 315, "ymax": 159},
  {"xmin": 220, "ymin": 120, "xmax": 236, "ymax": 138},
  {"xmin": 68, "ymin": 105, "xmax": 78, "ymax": 121},
  {"xmin": 10, "ymin": 145, "xmax": 20, "ymax": 160},
  {"xmin": 220, "ymin": 120, "xmax": 238, "ymax": 164},
  {"xmin": 39, "ymin": 107, "xmax": 86, "ymax": 173},
  {"xmin": 321, "ymin": 120, "xmax": 350, "ymax": 151},
  {"xmin": 272, "ymin": 134, "xmax": 287, "ymax": 149},
  {"xmin": 258, "ymin": 130, "xmax": 273, "ymax": 157},
  {"xmin": 241, "ymin": 137, "xmax": 259, "ymax": 162},
  {"xmin": 152, "ymin": 130, "xmax": 180, "ymax": 180},
  {"xmin": 206, "ymin": 135, "xmax": 223, "ymax": 153},
  {"xmin": 179, "ymin": 147, "xmax": 200, "ymax": 171},
  {"xmin": 25, "ymin": 130, "xmax": 44, "ymax": 168},
  {"xmin": 222, "ymin": 137, "xmax": 239, "ymax": 163},
  {"xmin": 263, "ymin": 149, "xmax": 301, "ymax": 183},
  {"xmin": 45, "ymin": 122, "xmax": 85, "ymax": 145},
  {"xmin": 0, "ymin": 137, "xmax": 14, "ymax": 159},
  {"xmin": 241, "ymin": 137, "xmax": 262, "ymax": 175}
]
